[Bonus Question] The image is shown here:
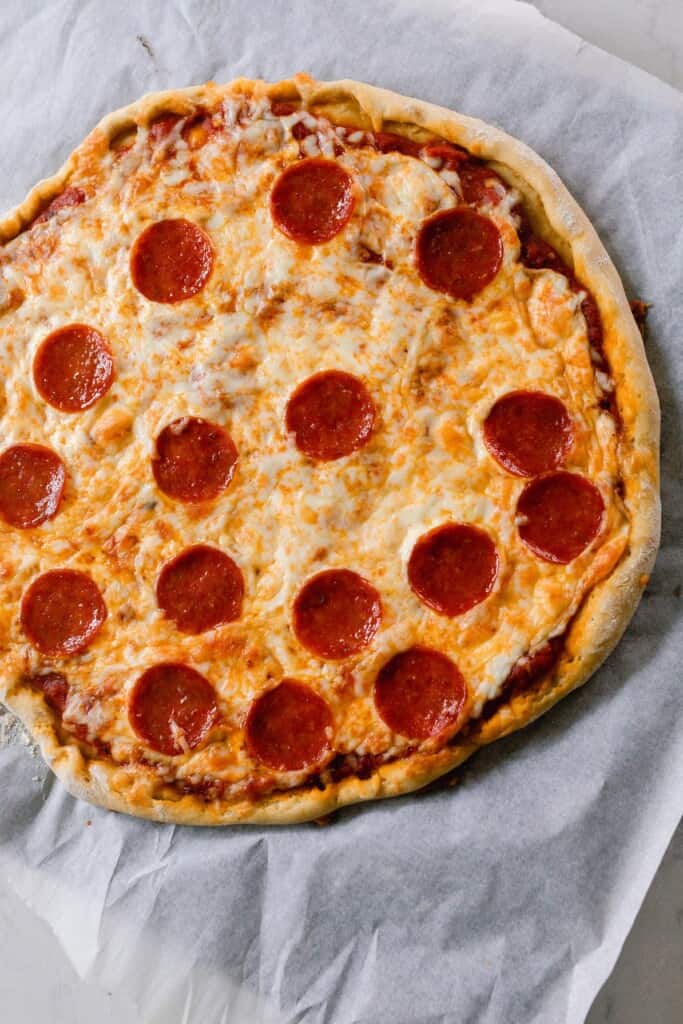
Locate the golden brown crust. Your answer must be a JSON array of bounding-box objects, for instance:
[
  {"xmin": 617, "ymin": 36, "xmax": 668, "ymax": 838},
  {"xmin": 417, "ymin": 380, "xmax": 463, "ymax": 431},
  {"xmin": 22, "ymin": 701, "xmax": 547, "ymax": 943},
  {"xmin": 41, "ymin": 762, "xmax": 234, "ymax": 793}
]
[{"xmin": 0, "ymin": 75, "xmax": 660, "ymax": 825}]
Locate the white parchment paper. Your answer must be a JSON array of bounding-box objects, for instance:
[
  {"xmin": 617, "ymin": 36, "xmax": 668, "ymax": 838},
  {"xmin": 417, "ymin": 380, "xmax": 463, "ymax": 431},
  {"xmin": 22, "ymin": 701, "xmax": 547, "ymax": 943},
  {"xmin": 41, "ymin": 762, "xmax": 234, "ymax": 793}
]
[{"xmin": 1, "ymin": 2, "xmax": 682, "ymax": 1022}]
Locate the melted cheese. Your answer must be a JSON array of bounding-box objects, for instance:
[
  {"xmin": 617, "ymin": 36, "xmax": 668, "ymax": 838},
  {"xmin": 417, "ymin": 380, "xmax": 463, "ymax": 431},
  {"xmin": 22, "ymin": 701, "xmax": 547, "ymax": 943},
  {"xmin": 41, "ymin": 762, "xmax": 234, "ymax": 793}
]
[{"xmin": 0, "ymin": 100, "xmax": 627, "ymax": 797}]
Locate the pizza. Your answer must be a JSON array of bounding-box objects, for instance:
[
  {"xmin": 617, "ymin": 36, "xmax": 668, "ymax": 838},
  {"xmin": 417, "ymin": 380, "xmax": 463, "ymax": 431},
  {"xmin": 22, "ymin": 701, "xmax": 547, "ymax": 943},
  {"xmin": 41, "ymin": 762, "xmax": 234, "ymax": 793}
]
[{"xmin": 0, "ymin": 75, "xmax": 660, "ymax": 825}]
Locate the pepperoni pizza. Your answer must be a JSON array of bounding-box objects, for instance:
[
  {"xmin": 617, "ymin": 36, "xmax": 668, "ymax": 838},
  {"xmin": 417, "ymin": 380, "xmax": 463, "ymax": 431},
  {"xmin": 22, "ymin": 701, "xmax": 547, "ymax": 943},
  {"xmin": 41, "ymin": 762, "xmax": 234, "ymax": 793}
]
[{"xmin": 0, "ymin": 76, "xmax": 660, "ymax": 824}]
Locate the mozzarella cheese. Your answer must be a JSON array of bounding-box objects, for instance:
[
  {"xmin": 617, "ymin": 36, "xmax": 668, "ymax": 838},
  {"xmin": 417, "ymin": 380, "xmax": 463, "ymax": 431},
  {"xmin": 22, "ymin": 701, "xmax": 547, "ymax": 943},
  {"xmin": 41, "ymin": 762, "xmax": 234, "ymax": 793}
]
[{"xmin": 0, "ymin": 99, "xmax": 627, "ymax": 798}]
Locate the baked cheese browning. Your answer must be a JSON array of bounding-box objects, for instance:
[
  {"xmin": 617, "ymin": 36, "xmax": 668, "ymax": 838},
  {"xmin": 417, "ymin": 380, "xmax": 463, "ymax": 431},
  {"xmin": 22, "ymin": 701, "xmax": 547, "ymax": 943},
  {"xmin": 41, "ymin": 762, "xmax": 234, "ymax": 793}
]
[{"xmin": 0, "ymin": 92, "xmax": 630, "ymax": 806}]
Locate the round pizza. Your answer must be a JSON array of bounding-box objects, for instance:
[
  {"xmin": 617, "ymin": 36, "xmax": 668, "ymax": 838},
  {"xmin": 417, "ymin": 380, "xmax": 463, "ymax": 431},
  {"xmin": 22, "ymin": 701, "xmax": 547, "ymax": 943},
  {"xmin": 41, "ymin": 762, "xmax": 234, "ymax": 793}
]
[{"xmin": 0, "ymin": 75, "xmax": 660, "ymax": 824}]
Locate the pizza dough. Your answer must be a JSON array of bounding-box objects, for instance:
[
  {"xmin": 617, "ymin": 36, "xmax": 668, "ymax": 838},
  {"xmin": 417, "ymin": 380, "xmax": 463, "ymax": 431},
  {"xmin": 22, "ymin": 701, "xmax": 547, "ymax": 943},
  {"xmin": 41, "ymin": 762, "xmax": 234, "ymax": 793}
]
[{"xmin": 0, "ymin": 75, "xmax": 660, "ymax": 824}]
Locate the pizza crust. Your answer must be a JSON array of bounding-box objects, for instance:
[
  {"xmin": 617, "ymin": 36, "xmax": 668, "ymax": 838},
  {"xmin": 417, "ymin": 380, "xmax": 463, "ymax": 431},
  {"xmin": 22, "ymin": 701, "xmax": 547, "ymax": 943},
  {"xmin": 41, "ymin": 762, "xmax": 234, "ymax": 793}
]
[{"xmin": 0, "ymin": 75, "xmax": 660, "ymax": 825}]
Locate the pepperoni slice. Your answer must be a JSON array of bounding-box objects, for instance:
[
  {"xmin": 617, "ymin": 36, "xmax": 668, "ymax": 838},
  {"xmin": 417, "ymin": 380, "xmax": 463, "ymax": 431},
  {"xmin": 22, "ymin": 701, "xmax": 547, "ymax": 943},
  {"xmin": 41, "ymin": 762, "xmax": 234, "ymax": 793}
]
[
  {"xmin": 374, "ymin": 647, "xmax": 466, "ymax": 739},
  {"xmin": 21, "ymin": 570, "xmax": 107, "ymax": 656},
  {"xmin": 457, "ymin": 161, "xmax": 506, "ymax": 207},
  {"xmin": 373, "ymin": 132, "xmax": 423, "ymax": 158},
  {"xmin": 292, "ymin": 121, "xmax": 314, "ymax": 141},
  {"xmin": 285, "ymin": 371, "xmax": 375, "ymax": 461},
  {"xmin": 271, "ymin": 101, "xmax": 297, "ymax": 116},
  {"xmin": 408, "ymin": 524, "xmax": 499, "ymax": 617},
  {"xmin": 34, "ymin": 187, "xmax": 86, "ymax": 225},
  {"xmin": 28, "ymin": 671, "xmax": 69, "ymax": 715},
  {"xmin": 130, "ymin": 218, "xmax": 214, "ymax": 303},
  {"xmin": 420, "ymin": 144, "xmax": 505, "ymax": 206},
  {"xmin": 293, "ymin": 569, "xmax": 382, "ymax": 660},
  {"xmin": 0, "ymin": 444, "xmax": 66, "ymax": 528},
  {"xmin": 245, "ymin": 679, "xmax": 333, "ymax": 772},
  {"xmin": 129, "ymin": 662, "xmax": 218, "ymax": 756},
  {"xmin": 483, "ymin": 391, "xmax": 574, "ymax": 478},
  {"xmin": 149, "ymin": 115, "xmax": 182, "ymax": 143},
  {"xmin": 517, "ymin": 221, "xmax": 569, "ymax": 277},
  {"xmin": 271, "ymin": 158, "xmax": 355, "ymax": 244},
  {"xmin": 157, "ymin": 545, "xmax": 244, "ymax": 634},
  {"xmin": 505, "ymin": 634, "xmax": 565, "ymax": 691},
  {"xmin": 33, "ymin": 324, "xmax": 114, "ymax": 413},
  {"xmin": 153, "ymin": 417, "xmax": 238, "ymax": 503},
  {"xmin": 580, "ymin": 292, "xmax": 604, "ymax": 355},
  {"xmin": 416, "ymin": 207, "xmax": 503, "ymax": 300},
  {"xmin": 479, "ymin": 634, "xmax": 565, "ymax": 724},
  {"xmin": 422, "ymin": 141, "xmax": 467, "ymax": 169},
  {"xmin": 517, "ymin": 471, "xmax": 605, "ymax": 564}
]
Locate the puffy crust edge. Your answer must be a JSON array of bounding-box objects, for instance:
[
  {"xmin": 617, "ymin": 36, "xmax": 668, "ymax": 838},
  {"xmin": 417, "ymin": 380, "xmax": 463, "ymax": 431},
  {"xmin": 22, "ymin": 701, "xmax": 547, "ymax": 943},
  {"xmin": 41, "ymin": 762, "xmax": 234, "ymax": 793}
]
[{"xmin": 0, "ymin": 75, "xmax": 660, "ymax": 825}]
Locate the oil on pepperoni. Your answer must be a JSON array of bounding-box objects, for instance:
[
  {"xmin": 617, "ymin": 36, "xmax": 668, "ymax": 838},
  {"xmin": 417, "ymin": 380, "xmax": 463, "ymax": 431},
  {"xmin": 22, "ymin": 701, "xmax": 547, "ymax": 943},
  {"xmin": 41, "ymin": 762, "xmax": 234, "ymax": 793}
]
[
  {"xmin": 293, "ymin": 569, "xmax": 382, "ymax": 660},
  {"xmin": 483, "ymin": 391, "xmax": 574, "ymax": 478},
  {"xmin": 157, "ymin": 545, "xmax": 244, "ymax": 634},
  {"xmin": 517, "ymin": 471, "xmax": 605, "ymax": 564},
  {"xmin": 129, "ymin": 662, "xmax": 219, "ymax": 756},
  {"xmin": 130, "ymin": 218, "xmax": 214, "ymax": 303},
  {"xmin": 0, "ymin": 444, "xmax": 66, "ymax": 528},
  {"xmin": 33, "ymin": 324, "xmax": 114, "ymax": 413},
  {"xmin": 408, "ymin": 523, "xmax": 499, "ymax": 617},
  {"xmin": 153, "ymin": 417, "xmax": 238, "ymax": 503},
  {"xmin": 374, "ymin": 647, "xmax": 466, "ymax": 740},
  {"xmin": 285, "ymin": 370, "xmax": 375, "ymax": 461},
  {"xmin": 245, "ymin": 679, "xmax": 333, "ymax": 772},
  {"xmin": 271, "ymin": 158, "xmax": 355, "ymax": 244},
  {"xmin": 416, "ymin": 207, "xmax": 503, "ymax": 300},
  {"xmin": 21, "ymin": 570, "xmax": 107, "ymax": 656}
]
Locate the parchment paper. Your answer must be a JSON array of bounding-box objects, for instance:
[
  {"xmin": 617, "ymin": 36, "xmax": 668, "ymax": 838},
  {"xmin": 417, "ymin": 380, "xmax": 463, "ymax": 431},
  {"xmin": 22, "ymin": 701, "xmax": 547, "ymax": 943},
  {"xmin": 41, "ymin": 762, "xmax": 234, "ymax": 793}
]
[{"xmin": 1, "ymin": 2, "xmax": 681, "ymax": 1022}]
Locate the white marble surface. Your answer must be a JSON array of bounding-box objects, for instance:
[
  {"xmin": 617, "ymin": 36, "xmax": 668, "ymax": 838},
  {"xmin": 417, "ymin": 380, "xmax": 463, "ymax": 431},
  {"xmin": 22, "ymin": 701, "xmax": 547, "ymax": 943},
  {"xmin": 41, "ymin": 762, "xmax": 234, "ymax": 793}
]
[{"xmin": 0, "ymin": 2, "xmax": 681, "ymax": 1022}]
